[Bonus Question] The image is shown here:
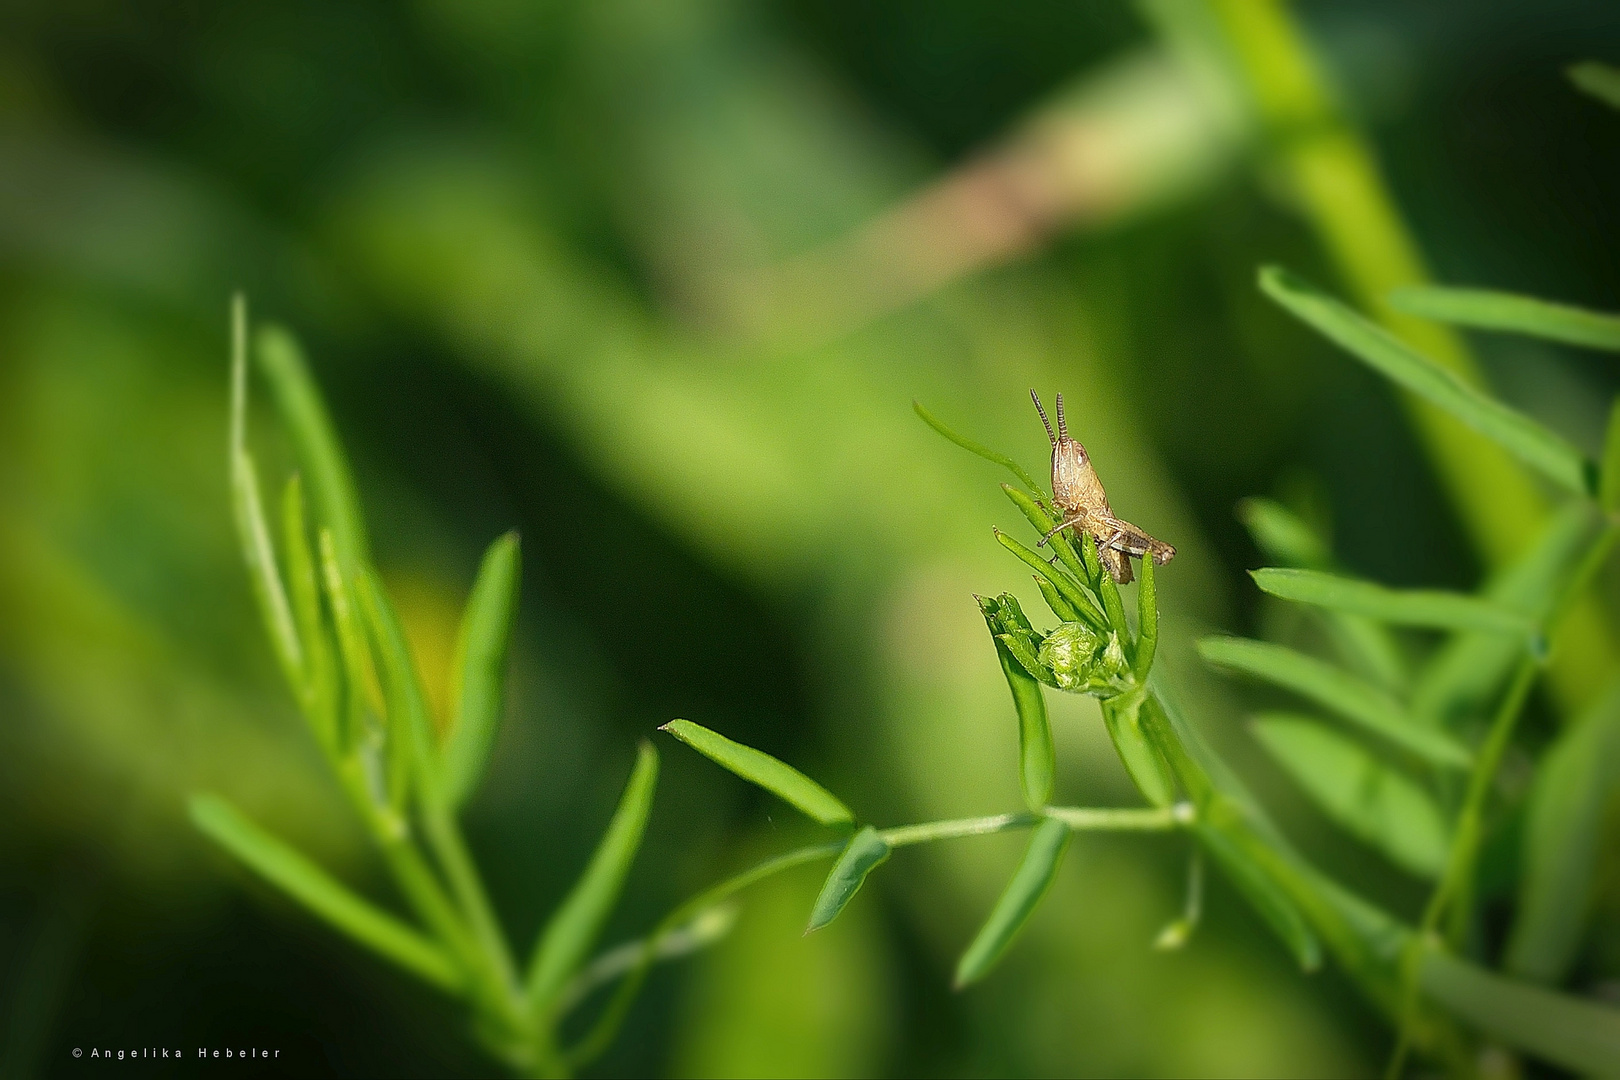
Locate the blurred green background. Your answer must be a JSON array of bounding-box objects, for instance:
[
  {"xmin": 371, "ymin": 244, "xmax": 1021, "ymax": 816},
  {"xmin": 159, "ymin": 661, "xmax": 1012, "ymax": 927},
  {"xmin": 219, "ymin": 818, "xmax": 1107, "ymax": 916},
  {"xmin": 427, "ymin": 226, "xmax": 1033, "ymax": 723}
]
[{"xmin": 3, "ymin": 0, "xmax": 1620, "ymax": 1075}]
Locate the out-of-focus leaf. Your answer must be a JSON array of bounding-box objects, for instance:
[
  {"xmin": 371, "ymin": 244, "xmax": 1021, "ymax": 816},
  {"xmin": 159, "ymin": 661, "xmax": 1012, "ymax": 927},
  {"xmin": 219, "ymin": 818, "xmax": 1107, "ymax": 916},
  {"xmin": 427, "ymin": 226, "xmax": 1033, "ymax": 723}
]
[
  {"xmin": 230, "ymin": 299, "xmax": 302, "ymax": 691},
  {"xmin": 954, "ymin": 818, "xmax": 1071, "ymax": 987},
  {"xmin": 443, "ymin": 531, "xmax": 521, "ymax": 809},
  {"xmin": 1250, "ymin": 568, "xmax": 1533, "ymax": 636},
  {"xmin": 1602, "ymin": 399, "xmax": 1620, "ymax": 515},
  {"xmin": 1505, "ymin": 680, "xmax": 1620, "ymax": 983},
  {"xmin": 1237, "ymin": 497, "xmax": 1332, "ymax": 568},
  {"xmin": 355, "ymin": 566, "xmax": 437, "ymax": 810},
  {"xmin": 1198, "ymin": 636, "xmax": 1472, "ymax": 768},
  {"xmin": 254, "ymin": 324, "xmax": 370, "ymax": 567},
  {"xmin": 1099, "ymin": 690, "xmax": 1175, "ymax": 807},
  {"xmin": 1251, "ymin": 715, "xmax": 1448, "ymax": 878},
  {"xmin": 527, "ymin": 742, "xmax": 659, "ymax": 1011},
  {"xmin": 1570, "ymin": 60, "xmax": 1620, "ymax": 110},
  {"xmin": 914, "ymin": 401, "xmax": 1046, "ymax": 497},
  {"xmin": 318, "ymin": 529, "xmax": 385, "ymax": 754},
  {"xmin": 805, "ymin": 827, "xmax": 891, "ymax": 934},
  {"xmin": 1238, "ymin": 499, "xmax": 1406, "ymax": 692},
  {"xmin": 1261, "ymin": 267, "xmax": 1595, "ymax": 498},
  {"xmin": 281, "ymin": 475, "xmax": 337, "ymax": 750},
  {"xmin": 993, "ymin": 527, "xmax": 1106, "ymax": 632},
  {"xmin": 189, "ymin": 794, "xmax": 461, "ymax": 991},
  {"xmin": 980, "ymin": 594, "xmax": 1055, "ymax": 810},
  {"xmin": 659, "ymin": 720, "xmax": 852, "ymax": 826},
  {"xmin": 1420, "ymin": 949, "xmax": 1620, "ymax": 1075},
  {"xmin": 1413, "ymin": 502, "xmax": 1603, "ymax": 726},
  {"xmin": 1196, "ymin": 822, "xmax": 1322, "ymax": 971},
  {"xmin": 1390, "ymin": 285, "xmax": 1620, "ymax": 353}
]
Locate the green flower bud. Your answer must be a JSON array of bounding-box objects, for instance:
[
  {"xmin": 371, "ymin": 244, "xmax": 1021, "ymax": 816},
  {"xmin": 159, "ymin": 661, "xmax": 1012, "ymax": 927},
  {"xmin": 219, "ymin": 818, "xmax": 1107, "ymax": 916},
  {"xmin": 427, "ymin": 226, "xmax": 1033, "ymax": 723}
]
[{"xmin": 1037, "ymin": 622, "xmax": 1133, "ymax": 695}]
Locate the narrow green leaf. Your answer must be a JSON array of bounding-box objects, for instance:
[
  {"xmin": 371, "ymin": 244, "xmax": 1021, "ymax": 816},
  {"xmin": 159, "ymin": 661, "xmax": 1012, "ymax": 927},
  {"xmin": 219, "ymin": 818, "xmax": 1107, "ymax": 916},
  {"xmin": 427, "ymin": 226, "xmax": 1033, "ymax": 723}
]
[
  {"xmin": 527, "ymin": 742, "xmax": 660, "ymax": 1011},
  {"xmin": 1251, "ymin": 715, "xmax": 1448, "ymax": 878},
  {"xmin": 1198, "ymin": 636, "xmax": 1472, "ymax": 769},
  {"xmin": 318, "ymin": 529, "xmax": 385, "ymax": 753},
  {"xmin": 1413, "ymin": 502, "xmax": 1603, "ymax": 725},
  {"xmin": 355, "ymin": 567, "xmax": 439, "ymax": 811},
  {"xmin": 1196, "ymin": 822, "xmax": 1322, "ymax": 971},
  {"xmin": 1100, "ymin": 690, "xmax": 1176, "ymax": 808},
  {"xmin": 954, "ymin": 818, "xmax": 1071, "ymax": 987},
  {"xmin": 1250, "ymin": 567, "xmax": 1533, "ymax": 635},
  {"xmin": 805, "ymin": 827, "xmax": 891, "ymax": 933},
  {"xmin": 994, "ymin": 529, "xmax": 1107, "ymax": 633},
  {"xmin": 1505, "ymin": 680, "xmax": 1620, "ymax": 983},
  {"xmin": 1237, "ymin": 497, "xmax": 1332, "ymax": 568},
  {"xmin": 1390, "ymin": 285, "xmax": 1620, "ymax": 353},
  {"xmin": 282, "ymin": 475, "xmax": 338, "ymax": 750},
  {"xmin": 1420, "ymin": 948, "xmax": 1620, "ymax": 1076},
  {"xmin": 981, "ymin": 595, "xmax": 1055, "ymax": 811},
  {"xmin": 1002, "ymin": 484, "xmax": 1092, "ymax": 599},
  {"xmin": 1135, "ymin": 553, "xmax": 1157, "ymax": 679},
  {"xmin": 1602, "ymin": 398, "xmax": 1620, "ymax": 514},
  {"xmin": 659, "ymin": 720, "xmax": 852, "ymax": 826},
  {"xmin": 1237, "ymin": 498, "xmax": 1406, "ymax": 692},
  {"xmin": 1570, "ymin": 60, "xmax": 1620, "ymax": 110},
  {"xmin": 914, "ymin": 401, "xmax": 1046, "ymax": 496},
  {"xmin": 189, "ymin": 793, "xmax": 461, "ymax": 992},
  {"xmin": 443, "ymin": 531, "xmax": 521, "ymax": 809},
  {"xmin": 1087, "ymin": 533, "xmax": 1131, "ymax": 642},
  {"xmin": 1033, "ymin": 574, "xmax": 1083, "ymax": 623},
  {"xmin": 254, "ymin": 324, "xmax": 370, "ymax": 567},
  {"xmin": 229, "ymin": 298, "xmax": 302, "ymax": 690},
  {"xmin": 1260, "ymin": 267, "xmax": 1595, "ymax": 497}
]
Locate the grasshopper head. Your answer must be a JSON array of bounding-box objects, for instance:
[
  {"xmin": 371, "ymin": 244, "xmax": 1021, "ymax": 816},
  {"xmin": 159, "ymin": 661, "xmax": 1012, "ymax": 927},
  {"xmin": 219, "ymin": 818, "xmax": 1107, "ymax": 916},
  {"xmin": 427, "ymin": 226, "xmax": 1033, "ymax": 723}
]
[{"xmin": 1031, "ymin": 389, "xmax": 1092, "ymax": 506}]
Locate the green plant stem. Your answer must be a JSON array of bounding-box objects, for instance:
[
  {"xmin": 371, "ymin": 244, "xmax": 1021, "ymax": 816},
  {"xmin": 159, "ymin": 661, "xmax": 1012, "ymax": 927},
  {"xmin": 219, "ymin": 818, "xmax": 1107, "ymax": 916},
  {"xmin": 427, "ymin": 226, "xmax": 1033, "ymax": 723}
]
[
  {"xmin": 1203, "ymin": 0, "xmax": 1618, "ymax": 713},
  {"xmin": 880, "ymin": 813, "xmax": 1033, "ymax": 847},
  {"xmin": 1043, "ymin": 804, "xmax": 1192, "ymax": 830},
  {"xmin": 422, "ymin": 807, "xmax": 525, "ymax": 1028}
]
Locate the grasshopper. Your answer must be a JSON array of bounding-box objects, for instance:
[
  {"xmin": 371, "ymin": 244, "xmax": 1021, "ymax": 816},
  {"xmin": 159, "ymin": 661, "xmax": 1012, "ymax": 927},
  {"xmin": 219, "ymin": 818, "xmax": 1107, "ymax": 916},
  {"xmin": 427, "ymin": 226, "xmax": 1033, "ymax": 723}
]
[{"xmin": 1030, "ymin": 389, "xmax": 1174, "ymax": 585}]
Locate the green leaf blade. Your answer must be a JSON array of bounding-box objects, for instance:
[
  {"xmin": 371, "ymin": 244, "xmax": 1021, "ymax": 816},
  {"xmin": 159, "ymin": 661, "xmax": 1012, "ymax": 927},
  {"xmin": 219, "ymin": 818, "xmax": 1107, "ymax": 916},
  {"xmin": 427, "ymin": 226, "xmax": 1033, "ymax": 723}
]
[
  {"xmin": 189, "ymin": 794, "xmax": 461, "ymax": 992},
  {"xmin": 1261, "ymin": 267, "xmax": 1595, "ymax": 497},
  {"xmin": 993, "ymin": 529, "xmax": 1106, "ymax": 633},
  {"xmin": 1099, "ymin": 691, "xmax": 1176, "ymax": 808},
  {"xmin": 528, "ymin": 742, "xmax": 660, "ymax": 1011},
  {"xmin": 1250, "ymin": 567, "xmax": 1533, "ymax": 635},
  {"xmin": 914, "ymin": 401, "xmax": 1046, "ymax": 496},
  {"xmin": 444, "ymin": 531, "xmax": 522, "ymax": 809},
  {"xmin": 1196, "ymin": 820, "xmax": 1322, "ymax": 972},
  {"xmin": 1251, "ymin": 715, "xmax": 1448, "ymax": 878},
  {"xmin": 954, "ymin": 818, "xmax": 1071, "ymax": 988},
  {"xmin": 1602, "ymin": 399, "xmax": 1620, "ymax": 515},
  {"xmin": 1505, "ymin": 681, "xmax": 1620, "ymax": 984},
  {"xmin": 1198, "ymin": 636, "xmax": 1472, "ymax": 769},
  {"xmin": 981, "ymin": 595, "xmax": 1056, "ymax": 811},
  {"xmin": 1135, "ymin": 553, "xmax": 1158, "ymax": 679},
  {"xmin": 1421, "ymin": 949, "xmax": 1620, "ymax": 1076},
  {"xmin": 355, "ymin": 567, "xmax": 439, "ymax": 811},
  {"xmin": 805, "ymin": 826, "xmax": 891, "ymax": 934},
  {"xmin": 1570, "ymin": 60, "xmax": 1620, "ymax": 111},
  {"xmin": 253, "ymin": 324, "xmax": 370, "ymax": 567},
  {"xmin": 659, "ymin": 720, "xmax": 852, "ymax": 826},
  {"xmin": 1390, "ymin": 285, "xmax": 1620, "ymax": 353}
]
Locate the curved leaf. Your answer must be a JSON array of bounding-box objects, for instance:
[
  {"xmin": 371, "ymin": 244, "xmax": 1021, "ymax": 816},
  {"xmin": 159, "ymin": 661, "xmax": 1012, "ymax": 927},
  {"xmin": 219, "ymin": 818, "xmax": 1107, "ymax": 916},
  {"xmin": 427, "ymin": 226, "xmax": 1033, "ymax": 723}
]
[
  {"xmin": 981, "ymin": 594, "xmax": 1056, "ymax": 810},
  {"xmin": 1251, "ymin": 715, "xmax": 1448, "ymax": 877},
  {"xmin": 805, "ymin": 827, "xmax": 891, "ymax": 933},
  {"xmin": 1570, "ymin": 60, "xmax": 1620, "ymax": 111},
  {"xmin": 659, "ymin": 720, "xmax": 852, "ymax": 826},
  {"xmin": 1261, "ymin": 267, "xmax": 1594, "ymax": 497},
  {"xmin": 527, "ymin": 742, "xmax": 660, "ymax": 1010},
  {"xmin": 189, "ymin": 794, "xmax": 461, "ymax": 992},
  {"xmin": 1390, "ymin": 285, "xmax": 1620, "ymax": 353},
  {"xmin": 1199, "ymin": 636, "xmax": 1472, "ymax": 769},
  {"xmin": 444, "ymin": 531, "xmax": 521, "ymax": 808},
  {"xmin": 1250, "ymin": 567, "xmax": 1532, "ymax": 635},
  {"xmin": 955, "ymin": 818, "xmax": 1071, "ymax": 987}
]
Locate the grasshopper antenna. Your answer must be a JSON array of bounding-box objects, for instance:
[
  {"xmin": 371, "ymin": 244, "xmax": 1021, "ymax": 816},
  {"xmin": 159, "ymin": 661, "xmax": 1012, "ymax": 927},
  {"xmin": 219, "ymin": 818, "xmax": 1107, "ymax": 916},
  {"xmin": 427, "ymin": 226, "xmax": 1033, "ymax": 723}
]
[
  {"xmin": 1055, "ymin": 392, "xmax": 1068, "ymax": 441},
  {"xmin": 1030, "ymin": 389, "xmax": 1057, "ymax": 446}
]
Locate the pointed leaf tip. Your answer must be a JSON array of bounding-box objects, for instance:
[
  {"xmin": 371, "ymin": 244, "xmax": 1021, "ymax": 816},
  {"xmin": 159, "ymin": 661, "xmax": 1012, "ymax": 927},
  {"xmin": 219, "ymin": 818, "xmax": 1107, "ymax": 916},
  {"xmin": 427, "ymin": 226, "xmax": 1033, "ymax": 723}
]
[
  {"xmin": 660, "ymin": 720, "xmax": 852, "ymax": 826},
  {"xmin": 806, "ymin": 827, "xmax": 890, "ymax": 934}
]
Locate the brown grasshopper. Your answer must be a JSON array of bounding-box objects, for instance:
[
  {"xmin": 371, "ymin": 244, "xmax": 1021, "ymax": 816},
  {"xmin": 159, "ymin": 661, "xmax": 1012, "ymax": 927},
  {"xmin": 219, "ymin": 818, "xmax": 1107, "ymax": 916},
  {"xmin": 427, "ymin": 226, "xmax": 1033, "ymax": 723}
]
[{"xmin": 1030, "ymin": 389, "xmax": 1174, "ymax": 585}]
